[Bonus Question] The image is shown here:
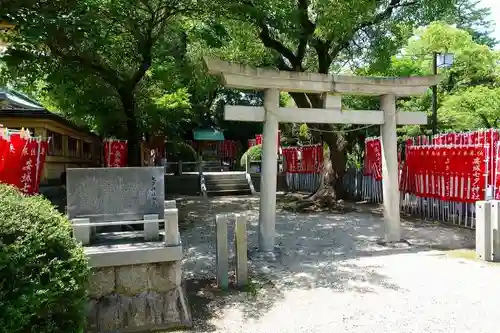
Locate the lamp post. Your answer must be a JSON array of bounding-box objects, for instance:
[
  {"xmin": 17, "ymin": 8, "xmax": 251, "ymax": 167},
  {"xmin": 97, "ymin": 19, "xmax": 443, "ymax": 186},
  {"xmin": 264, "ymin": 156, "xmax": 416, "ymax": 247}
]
[{"xmin": 431, "ymin": 52, "xmax": 454, "ymax": 135}]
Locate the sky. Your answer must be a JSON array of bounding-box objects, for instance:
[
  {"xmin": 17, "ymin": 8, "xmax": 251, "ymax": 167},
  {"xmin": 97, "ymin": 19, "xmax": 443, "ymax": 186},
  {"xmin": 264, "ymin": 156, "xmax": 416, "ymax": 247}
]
[{"xmin": 481, "ymin": 0, "xmax": 500, "ymax": 46}]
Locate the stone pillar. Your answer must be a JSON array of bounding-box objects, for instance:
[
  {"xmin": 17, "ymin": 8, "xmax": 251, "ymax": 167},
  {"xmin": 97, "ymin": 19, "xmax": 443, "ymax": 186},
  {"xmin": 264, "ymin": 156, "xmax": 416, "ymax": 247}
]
[
  {"xmin": 380, "ymin": 94, "xmax": 401, "ymax": 242},
  {"xmin": 258, "ymin": 89, "xmax": 280, "ymax": 253}
]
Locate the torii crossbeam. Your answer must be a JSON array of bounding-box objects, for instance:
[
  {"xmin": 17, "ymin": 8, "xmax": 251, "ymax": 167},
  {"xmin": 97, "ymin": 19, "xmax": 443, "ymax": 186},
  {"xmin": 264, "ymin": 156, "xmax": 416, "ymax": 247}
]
[{"xmin": 205, "ymin": 57, "xmax": 441, "ymax": 255}]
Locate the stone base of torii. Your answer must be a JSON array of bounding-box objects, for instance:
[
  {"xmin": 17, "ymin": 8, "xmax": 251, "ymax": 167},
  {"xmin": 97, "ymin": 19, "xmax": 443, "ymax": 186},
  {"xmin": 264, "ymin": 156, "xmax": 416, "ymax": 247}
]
[{"xmin": 205, "ymin": 57, "xmax": 441, "ymax": 256}]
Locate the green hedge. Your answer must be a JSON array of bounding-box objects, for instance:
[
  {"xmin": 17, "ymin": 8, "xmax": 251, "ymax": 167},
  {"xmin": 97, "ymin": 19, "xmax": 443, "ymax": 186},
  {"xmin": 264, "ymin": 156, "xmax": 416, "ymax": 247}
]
[
  {"xmin": 240, "ymin": 144, "xmax": 262, "ymax": 167},
  {"xmin": 0, "ymin": 184, "xmax": 89, "ymax": 333}
]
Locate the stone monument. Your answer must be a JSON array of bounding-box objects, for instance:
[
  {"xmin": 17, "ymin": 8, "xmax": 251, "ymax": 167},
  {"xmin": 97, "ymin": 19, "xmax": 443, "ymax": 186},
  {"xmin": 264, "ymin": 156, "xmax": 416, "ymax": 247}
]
[{"xmin": 66, "ymin": 167, "xmax": 190, "ymax": 332}]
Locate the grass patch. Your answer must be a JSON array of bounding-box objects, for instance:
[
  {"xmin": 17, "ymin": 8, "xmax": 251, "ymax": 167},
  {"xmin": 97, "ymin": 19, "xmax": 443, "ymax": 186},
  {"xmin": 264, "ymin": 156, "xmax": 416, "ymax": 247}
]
[{"xmin": 446, "ymin": 249, "xmax": 478, "ymax": 260}]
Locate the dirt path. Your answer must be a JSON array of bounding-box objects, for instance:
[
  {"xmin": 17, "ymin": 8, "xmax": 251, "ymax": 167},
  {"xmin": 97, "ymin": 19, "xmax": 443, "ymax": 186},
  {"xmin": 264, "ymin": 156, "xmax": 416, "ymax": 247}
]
[{"xmin": 175, "ymin": 195, "xmax": 493, "ymax": 333}]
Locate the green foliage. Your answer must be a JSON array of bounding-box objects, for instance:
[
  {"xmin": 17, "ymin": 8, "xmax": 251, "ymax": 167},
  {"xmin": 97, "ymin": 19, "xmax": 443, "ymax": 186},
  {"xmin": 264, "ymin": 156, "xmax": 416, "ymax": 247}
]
[
  {"xmin": 0, "ymin": 184, "xmax": 89, "ymax": 333},
  {"xmin": 240, "ymin": 144, "xmax": 262, "ymax": 167},
  {"xmin": 438, "ymin": 86, "xmax": 500, "ymax": 130},
  {"xmin": 165, "ymin": 141, "xmax": 198, "ymax": 162}
]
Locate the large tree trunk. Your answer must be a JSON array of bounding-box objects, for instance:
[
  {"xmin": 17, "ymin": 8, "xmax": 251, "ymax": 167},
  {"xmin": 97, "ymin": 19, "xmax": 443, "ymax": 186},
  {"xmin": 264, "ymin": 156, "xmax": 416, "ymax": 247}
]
[
  {"xmin": 290, "ymin": 93, "xmax": 347, "ymax": 203},
  {"xmin": 118, "ymin": 88, "xmax": 142, "ymax": 166}
]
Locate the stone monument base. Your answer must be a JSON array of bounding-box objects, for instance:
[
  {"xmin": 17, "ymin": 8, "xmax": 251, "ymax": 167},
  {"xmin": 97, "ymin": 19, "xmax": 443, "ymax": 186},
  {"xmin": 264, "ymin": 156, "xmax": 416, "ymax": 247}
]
[{"xmin": 84, "ymin": 241, "xmax": 191, "ymax": 332}]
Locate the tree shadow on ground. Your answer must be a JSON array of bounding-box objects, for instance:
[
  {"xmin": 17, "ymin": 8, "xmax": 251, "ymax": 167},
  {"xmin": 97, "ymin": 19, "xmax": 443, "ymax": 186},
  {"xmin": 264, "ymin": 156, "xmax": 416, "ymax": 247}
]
[{"xmin": 177, "ymin": 196, "xmax": 475, "ymax": 331}]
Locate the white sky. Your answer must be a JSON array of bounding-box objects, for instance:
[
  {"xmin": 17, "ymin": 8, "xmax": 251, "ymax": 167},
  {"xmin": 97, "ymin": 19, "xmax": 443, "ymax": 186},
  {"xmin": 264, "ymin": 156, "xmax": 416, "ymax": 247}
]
[{"xmin": 480, "ymin": 0, "xmax": 500, "ymax": 47}]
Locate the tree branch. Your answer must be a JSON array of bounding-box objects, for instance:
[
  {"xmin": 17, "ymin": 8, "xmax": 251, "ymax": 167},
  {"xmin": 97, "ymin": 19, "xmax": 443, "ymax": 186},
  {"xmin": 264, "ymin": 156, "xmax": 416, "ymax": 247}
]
[
  {"xmin": 46, "ymin": 39, "xmax": 123, "ymax": 87},
  {"xmin": 259, "ymin": 24, "xmax": 298, "ymax": 67},
  {"xmin": 296, "ymin": 0, "xmax": 315, "ymax": 65},
  {"xmin": 328, "ymin": 0, "xmax": 419, "ymax": 60}
]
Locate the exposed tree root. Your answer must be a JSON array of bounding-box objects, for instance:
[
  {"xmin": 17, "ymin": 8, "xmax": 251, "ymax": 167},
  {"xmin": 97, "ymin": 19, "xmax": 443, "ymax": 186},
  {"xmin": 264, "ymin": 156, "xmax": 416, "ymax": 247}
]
[{"xmin": 280, "ymin": 192, "xmax": 356, "ymax": 213}]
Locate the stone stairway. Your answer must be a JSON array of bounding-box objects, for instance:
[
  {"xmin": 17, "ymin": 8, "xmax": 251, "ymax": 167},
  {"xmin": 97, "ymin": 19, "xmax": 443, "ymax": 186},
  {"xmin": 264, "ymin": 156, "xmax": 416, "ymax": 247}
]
[{"xmin": 203, "ymin": 172, "xmax": 252, "ymax": 196}]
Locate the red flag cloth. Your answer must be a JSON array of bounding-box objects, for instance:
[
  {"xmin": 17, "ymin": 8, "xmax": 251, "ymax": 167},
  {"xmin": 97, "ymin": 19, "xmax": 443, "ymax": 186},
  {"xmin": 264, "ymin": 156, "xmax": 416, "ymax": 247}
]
[
  {"xmin": 0, "ymin": 134, "xmax": 10, "ymax": 176},
  {"xmin": 470, "ymin": 146, "xmax": 486, "ymax": 202},
  {"xmin": 282, "ymin": 147, "xmax": 299, "ymax": 173},
  {"xmin": 372, "ymin": 139, "xmax": 382, "ymax": 181},
  {"xmin": 17, "ymin": 139, "xmax": 39, "ymax": 195},
  {"xmin": 33, "ymin": 139, "xmax": 49, "ymax": 194},
  {"xmin": 1, "ymin": 134, "xmax": 27, "ymax": 187},
  {"xmin": 301, "ymin": 146, "xmax": 314, "ymax": 173},
  {"xmin": 255, "ymin": 134, "xmax": 263, "ymax": 145},
  {"xmin": 104, "ymin": 140, "xmax": 128, "ymax": 167}
]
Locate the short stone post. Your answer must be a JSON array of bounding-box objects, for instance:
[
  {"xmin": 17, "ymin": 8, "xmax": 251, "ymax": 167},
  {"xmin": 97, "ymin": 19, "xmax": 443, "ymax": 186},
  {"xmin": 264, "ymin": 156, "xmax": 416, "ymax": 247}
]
[
  {"xmin": 234, "ymin": 214, "xmax": 248, "ymax": 287},
  {"xmin": 216, "ymin": 214, "xmax": 229, "ymax": 289},
  {"xmin": 490, "ymin": 200, "xmax": 500, "ymax": 261},
  {"xmin": 476, "ymin": 201, "xmax": 492, "ymax": 261},
  {"xmin": 165, "ymin": 208, "xmax": 180, "ymax": 246},
  {"xmin": 72, "ymin": 218, "xmax": 91, "ymax": 245},
  {"xmin": 143, "ymin": 214, "xmax": 160, "ymax": 241},
  {"xmin": 165, "ymin": 200, "xmax": 177, "ymax": 209}
]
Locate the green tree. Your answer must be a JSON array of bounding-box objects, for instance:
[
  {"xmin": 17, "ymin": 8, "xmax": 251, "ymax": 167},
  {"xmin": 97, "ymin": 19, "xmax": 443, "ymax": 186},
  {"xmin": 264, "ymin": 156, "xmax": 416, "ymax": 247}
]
[
  {"xmin": 216, "ymin": 0, "xmax": 488, "ymax": 199},
  {"xmin": 438, "ymin": 86, "xmax": 500, "ymax": 130},
  {"xmin": 2, "ymin": 0, "xmax": 207, "ymax": 165}
]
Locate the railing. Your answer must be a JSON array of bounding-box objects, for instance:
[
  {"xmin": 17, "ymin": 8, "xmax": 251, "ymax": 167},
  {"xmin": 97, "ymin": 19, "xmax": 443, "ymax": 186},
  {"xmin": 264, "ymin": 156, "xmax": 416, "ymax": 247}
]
[
  {"xmin": 164, "ymin": 161, "xmax": 232, "ymax": 175},
  {"xmin": 71, "ymin": 200, "xmax": 180, "ymax": 246}
]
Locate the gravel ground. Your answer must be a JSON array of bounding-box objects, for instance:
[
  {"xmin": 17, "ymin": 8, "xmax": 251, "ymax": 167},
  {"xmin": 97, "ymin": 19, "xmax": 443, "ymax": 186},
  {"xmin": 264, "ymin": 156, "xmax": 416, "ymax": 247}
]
[{"xmin": 177, "ymin": 195, "xmax": 500, "ymax": 333}]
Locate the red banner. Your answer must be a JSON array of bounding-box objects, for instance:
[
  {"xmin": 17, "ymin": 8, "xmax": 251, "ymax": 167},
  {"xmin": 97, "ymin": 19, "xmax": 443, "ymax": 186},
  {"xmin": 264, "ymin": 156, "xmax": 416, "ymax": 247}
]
[
  {"xmin": 282, "ymin": 145, "xmax": 323, "ymax": 174},
  {"xmin": 363, "ymin": 138, "xmax": 382, "ymax": 181},
  {"xmin": 404, "ymin": 145, "xmax": 486, "ymax": 203},
  {"xmin": 282, "ymin": 147, "xmax": 298, "ymax": 173},
  {"xmin": 104, "ymin": 140, "xmax": 128, "ymax": 167},
  {"xmin": 255, "ymin": 134, "xmax": 263, "ymax": 145},
  {"xmin": 0, "ymin": 133, "xmax": 49, "ymax": 195}
]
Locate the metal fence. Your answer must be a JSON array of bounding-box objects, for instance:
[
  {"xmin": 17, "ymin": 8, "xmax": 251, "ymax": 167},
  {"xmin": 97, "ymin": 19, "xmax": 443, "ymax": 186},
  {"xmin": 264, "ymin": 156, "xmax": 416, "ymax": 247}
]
[
  {"xmin": 285, "ymin": 173, "xmax": 321, "ymax": 193},
  {"xmin": 286, "ymin": 168, "xmax": 478, "ymax": 229}
]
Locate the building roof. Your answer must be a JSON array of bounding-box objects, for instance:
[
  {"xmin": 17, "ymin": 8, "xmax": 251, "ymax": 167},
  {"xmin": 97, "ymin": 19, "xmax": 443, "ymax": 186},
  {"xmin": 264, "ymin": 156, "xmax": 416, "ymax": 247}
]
[
  {"xmin": 193, "ymin": 128, "xmax": 225, "ymax": 141},
  {"xmin": 0, "ymin": 88, "xmax": 45, "ymax": 110},
  {"xmin": 0, "ymin": 87, "xmax": 99, "ymax": 138}
]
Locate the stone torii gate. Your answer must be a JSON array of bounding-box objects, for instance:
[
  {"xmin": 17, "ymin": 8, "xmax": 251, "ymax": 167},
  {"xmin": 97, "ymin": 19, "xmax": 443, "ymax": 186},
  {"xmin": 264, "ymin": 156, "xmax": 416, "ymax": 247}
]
[{"xmin": 205, "ymin": 57, "xmax": 440, "ymax": 255}]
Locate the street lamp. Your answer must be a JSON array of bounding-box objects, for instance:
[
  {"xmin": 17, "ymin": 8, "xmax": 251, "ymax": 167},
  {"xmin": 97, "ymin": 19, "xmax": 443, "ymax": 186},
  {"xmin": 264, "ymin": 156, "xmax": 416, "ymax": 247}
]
[{"xmin": 431, "ymin": 52, "xmax": 454, "ymax": 135}]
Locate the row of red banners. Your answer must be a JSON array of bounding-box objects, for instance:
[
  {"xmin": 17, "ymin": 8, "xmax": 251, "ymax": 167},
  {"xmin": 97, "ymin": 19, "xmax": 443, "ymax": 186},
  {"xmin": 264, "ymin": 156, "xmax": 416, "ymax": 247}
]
[
  {"xmin": 400, "ymin": 145, "xmax": 487, "ymax": 203},
  {"xmin": 282, "ymin": 145, "xmax": 323, "ymax": 173},
  {"xmin": 0, "ymin": 130, "xmax": 48, "ymax": 195},
  {"xmin": 104, "ymin": 140, "xmax": 128, "ymax": 167}
]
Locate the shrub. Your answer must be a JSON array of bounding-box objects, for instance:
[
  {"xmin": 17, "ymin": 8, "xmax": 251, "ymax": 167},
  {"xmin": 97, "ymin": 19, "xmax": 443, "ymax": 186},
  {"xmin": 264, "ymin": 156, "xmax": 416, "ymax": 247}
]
[
  {"xmin": 240, "ymin": 144, "xmax": 262, "ymax": 167},
  {"xmin": 0, "ymin": 184, "xmax": 89, "ymax": 333},
  {"xmin": 165, "ymin": 141, "xmax": 198, "ymax": 162}
]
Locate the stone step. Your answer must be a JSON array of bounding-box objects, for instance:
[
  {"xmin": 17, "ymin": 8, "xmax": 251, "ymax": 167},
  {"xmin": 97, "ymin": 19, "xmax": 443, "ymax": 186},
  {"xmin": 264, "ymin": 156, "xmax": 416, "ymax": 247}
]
[
  {"xmin": 204, "ymin": 178, "xmax": 249, "ymax": 186},
  {"xmin": 203, "ymin": 174, "xmax": 247, "ymax": 181},
  {"xmin": 206, "ymin": 189, "xmax": 252, "ymax": 196},
  {"xmin": 205, "ymin": 183, "xmax": 251, "ymax": 191}
]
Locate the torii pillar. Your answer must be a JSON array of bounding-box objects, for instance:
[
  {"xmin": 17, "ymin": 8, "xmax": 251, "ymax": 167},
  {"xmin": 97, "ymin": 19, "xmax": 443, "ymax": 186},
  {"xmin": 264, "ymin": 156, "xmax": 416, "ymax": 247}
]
[{"xmin": 204, "ymin": 57, "xmax": 441, "ymax": 255}]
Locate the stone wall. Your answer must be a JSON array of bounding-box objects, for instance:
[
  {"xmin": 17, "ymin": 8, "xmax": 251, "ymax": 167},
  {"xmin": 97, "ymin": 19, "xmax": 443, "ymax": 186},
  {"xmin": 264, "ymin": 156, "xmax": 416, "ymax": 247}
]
[
  {"xmin": 86, "ymin": 261, "xmax": 190, "ymax": 332},
  {"xmin": 165, "ymin": 175, "xmax": 199, "ymax": 196},
  {"xmin": 250, "ymin": 173, "xmax": 288, "ymax": 193}
]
